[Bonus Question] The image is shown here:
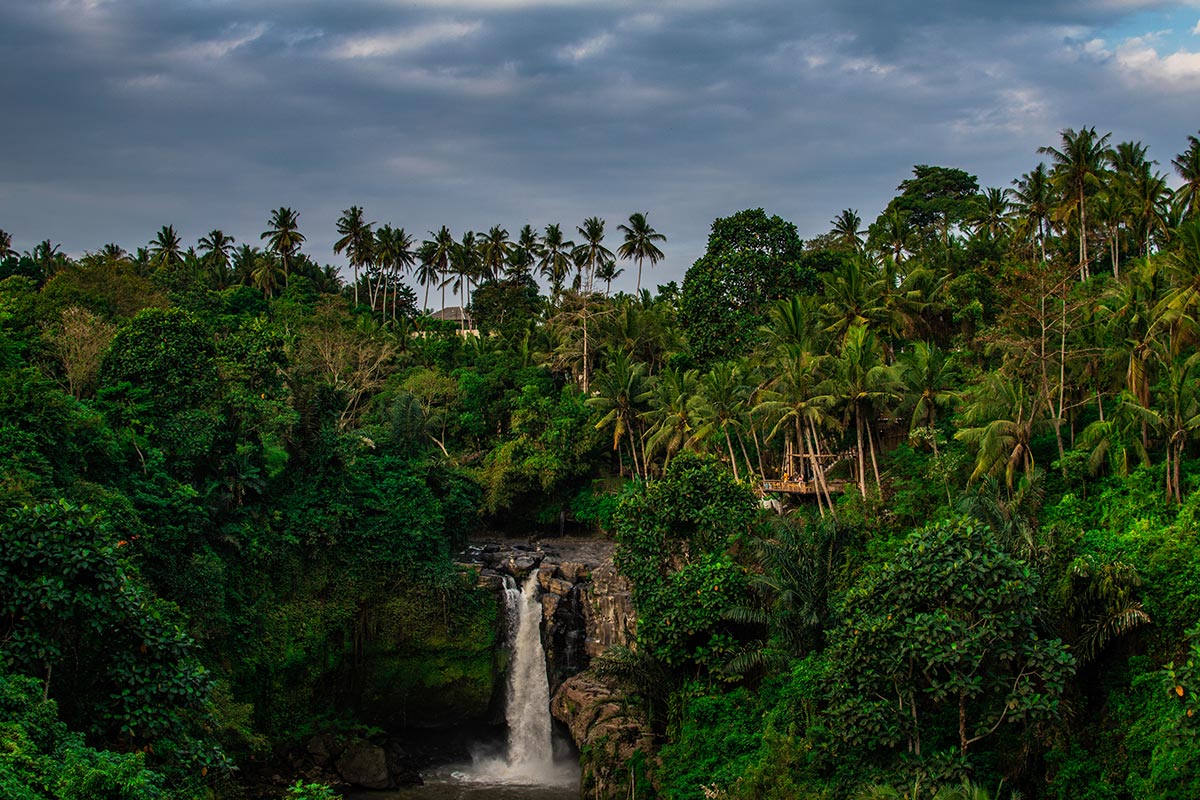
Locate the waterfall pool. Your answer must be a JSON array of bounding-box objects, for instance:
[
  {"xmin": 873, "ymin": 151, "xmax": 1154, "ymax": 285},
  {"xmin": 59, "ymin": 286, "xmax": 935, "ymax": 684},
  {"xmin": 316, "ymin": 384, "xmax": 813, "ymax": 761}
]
[{"xmin": 346, "ymin": 572, "xmax": 581, "ymax": 799}]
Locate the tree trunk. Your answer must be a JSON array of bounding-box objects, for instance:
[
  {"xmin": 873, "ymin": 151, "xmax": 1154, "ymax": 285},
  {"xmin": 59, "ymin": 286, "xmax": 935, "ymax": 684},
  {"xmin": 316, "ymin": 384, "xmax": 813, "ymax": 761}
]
[
  {"xmin": 855, "ymin": 409, "xmax": 867, "ymax": 495},
  {"xmin": 724, "ymin": 427, "xmax": 740, "ymax": 481}
]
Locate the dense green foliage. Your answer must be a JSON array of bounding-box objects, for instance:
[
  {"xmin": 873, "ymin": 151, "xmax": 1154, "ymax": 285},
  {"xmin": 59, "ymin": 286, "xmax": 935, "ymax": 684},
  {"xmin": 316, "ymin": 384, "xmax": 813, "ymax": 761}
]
[{"xmin": 3, "ymin": 129, "xmax": 1200, "ymax": 797}]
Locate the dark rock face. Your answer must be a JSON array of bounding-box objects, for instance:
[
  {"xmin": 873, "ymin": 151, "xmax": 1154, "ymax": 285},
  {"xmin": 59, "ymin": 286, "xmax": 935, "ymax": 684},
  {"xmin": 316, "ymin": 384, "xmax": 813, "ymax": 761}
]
[
  {"xmin": 551, "ymin": 671, "xmax": 654, "ymax": 800},
  {"xmin": 336, "ymin": 741, "xmax": 390, "ymax": 789}
]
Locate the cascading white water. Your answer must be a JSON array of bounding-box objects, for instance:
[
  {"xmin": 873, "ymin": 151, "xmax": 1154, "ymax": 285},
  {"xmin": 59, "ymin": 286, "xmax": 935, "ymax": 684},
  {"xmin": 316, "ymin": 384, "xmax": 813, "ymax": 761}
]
[
  {"xmin": 504, "ymin": 572, "xmax": 553, "ymax": 773},
  {"xmin": 452, "ymin": 571, "xmax": 577, "ymax": 790}
]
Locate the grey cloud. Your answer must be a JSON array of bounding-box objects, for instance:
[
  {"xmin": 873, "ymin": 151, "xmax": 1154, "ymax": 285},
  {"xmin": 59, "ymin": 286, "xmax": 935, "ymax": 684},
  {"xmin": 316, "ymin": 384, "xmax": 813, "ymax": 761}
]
[{"xmin": 1, "ymin": 1, "xmax": 1198, "ymax": 287}]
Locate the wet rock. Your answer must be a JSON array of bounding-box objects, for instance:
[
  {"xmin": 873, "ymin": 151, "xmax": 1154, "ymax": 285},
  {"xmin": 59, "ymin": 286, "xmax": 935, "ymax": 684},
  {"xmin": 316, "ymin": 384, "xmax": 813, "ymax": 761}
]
[
  {"xmin": 336, "ymin": 740, "xmax": 392, "ymax": 790},
  {"xmin": 557, "ymin": 561, "xmax": 589, "ymax": 582},
  {"xmin": 583, "ymin": 561, "xmax": 636, "ymax": 657},
  {"xmin": 305, "ymin": 734, "xmax": 342, "ymax": 768},
  {"xmin": 551, "ymin": 671, "xmax": 655, "ymax": 799}
]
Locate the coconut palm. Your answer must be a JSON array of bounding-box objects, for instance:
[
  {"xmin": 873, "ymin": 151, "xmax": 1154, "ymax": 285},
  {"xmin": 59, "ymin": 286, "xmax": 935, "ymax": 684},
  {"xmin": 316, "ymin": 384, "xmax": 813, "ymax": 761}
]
[
  {"xmin": 639, "ymin": 366, "xmax": 700, "ymax": 471},
  {"xmin": 828, "ymin": 324, "xmax": 898, "ymax": 494},
  {"xmin": 896, "ymin": 341, "xmax": 959, "ymax": 455},
  {"xmin": 477, "ymin": 225, "xmax": 512, "ymax": 285},
  {"xmin": 955, "ymin": 372, "xmax": 1046, "ymax": 490},
  {"xmin": 692, "ymin": 361, "xmax": 754, "ymax": 480},
  {"xmin": 0, "ymin": 229, "xmax": 15, "ymax": 260},
  {"xmin": 538, "ymin": 223, "xmax": 575, "ymax": 304},
  {"xmin": 374, "ymin": 224, "xmax": 415, "ymax": 320},
  {"xmin": 1040, "ymin": 126, "xmax": 1113, "ymax": 280},
  {"xmin": 830, "ymin": 208, "xmax": 865, "ymax": 253},
  {"xmin": 261, "ymin": 207, "xmax": 305, "ymax": 288},
  {"xmin": 572, "ymin": 216, "xmax": 614, "ymax": 294},
  {"xmin": 587, "ymin": 349, "xmax": 648, "ymax": 477},
  {"xmin": 198, "ymin": 229, "xmax": 235, "ymax": 270},
  {"xmin": 507, "ymin": 224, "xmax": 540, "ymax": 282},
  {"xmin": 1172, "ymin": 131, "xmax": 1200, "ymax": 219},
  {"xmin": 333, "ymin": 206, "xmax": 373, "ymax": 306},
  {"xmin": 869, "ymin": 208, "xmax": 913, "ymax": 265},
  {"xmin": 422, "ymin": 226, "xmax": 455, "ymax": 313},
  {"xmin": 1008, "ymin": 162, "xmax": 1054, "ymax": 263},
  {"xmin": 149, "ymin": 225, "xmax": 184, "ymax": 271},
  {"xmin": 617, "ymin": 212, "xmax": 666, "ymax": 294},
  {"xmin": 968, "ymin": 187, "xmax": 1011, "ymax": 244}
]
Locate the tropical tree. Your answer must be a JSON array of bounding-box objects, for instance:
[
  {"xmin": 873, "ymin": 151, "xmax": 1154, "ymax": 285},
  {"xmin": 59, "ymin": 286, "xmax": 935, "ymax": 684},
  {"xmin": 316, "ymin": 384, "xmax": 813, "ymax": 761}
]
[
  {"xmin": 692, "ymin": 361, "xmax": 754, "ymax": 480},
  {"xmin": 587, "ymin": 349, "xmax": 648, "ymax": 476},
  {"xmin": 261, "ymin": 207, "xmax": 305, "ymax": 287},
  {"xmin": 896, "ymin": 341, "xmax": 959, "ymax": 454},
  {"xmin": 507, "ymin": 223, "xmax": 540, "ymax": 282},
  {"xmin": 955, "ymin": 372, "xmax": 1046, "ymax": 489},
  {"xmin": 573, "ymin": 216, "xmax": 614, "ymax": 294},
  {"xmin": 830, "ymin": 208, "xmax": 865, "ymax": 253},
  {"xmin": 829, "ymin": 324, "xmax": 897, "ymax": 494},
  {"xmin": 1040, "ymin": 126, "xmax": 1113, "ymax": 279},
  {"xmin": 538, "ymin": 223, "xmax": 575, "ymax": 304},
  {"xmin": 422, "ymin": 226, "xmax": 455, "ymax": 313},
  {"xmin": 333, "ymin": 206, "xmax": 373, "ymax": 306},
  {"xmin": 0, "ymin": 229, "xmax": 16, "ymax": 261},
  {"xmin": 640, "ymin": 366, "xmax": 701, "ymax": 471},
  {"xmin": 1172, "ymin": 131, "xmax": 1200, "ymax": 219},
  {"xmin": 1008, "ymin": 162, "xmax": 1054, "ymax": 262},
  {"xmin": 149, "ymin": 225, "xmax": 184, "ymax": 272},
  {"xmin": 373, "ymin": 224, "xmax": 415, "ymax": 320},
  {"xmin": 617, "ymin": 212, "xmax": 667, "ymax": 294},
  {"xmin": 477, "ymin": 225, "xmax": 512, "ymax": 286}
]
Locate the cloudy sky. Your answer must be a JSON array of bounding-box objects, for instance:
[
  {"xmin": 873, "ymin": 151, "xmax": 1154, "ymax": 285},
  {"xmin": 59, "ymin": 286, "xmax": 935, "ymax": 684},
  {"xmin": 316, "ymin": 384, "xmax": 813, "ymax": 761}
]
[{"xmin": 2, "ymin": 0, "xmax": 1199, "ymax": 294}]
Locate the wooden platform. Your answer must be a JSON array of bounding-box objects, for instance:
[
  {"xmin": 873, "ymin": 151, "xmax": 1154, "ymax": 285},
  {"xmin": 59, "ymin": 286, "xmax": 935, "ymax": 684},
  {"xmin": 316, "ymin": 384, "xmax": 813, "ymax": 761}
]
[{"xmin": 760, "ymin": 478, "xmax": 848, "ymax": 495}]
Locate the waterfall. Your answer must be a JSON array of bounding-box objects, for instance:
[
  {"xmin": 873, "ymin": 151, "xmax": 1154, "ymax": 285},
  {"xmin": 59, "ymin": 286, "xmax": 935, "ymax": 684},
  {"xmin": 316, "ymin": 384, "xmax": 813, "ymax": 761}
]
[{"xmin": 505, "ymin": 572, "xmax": 553, "ymax": 773}]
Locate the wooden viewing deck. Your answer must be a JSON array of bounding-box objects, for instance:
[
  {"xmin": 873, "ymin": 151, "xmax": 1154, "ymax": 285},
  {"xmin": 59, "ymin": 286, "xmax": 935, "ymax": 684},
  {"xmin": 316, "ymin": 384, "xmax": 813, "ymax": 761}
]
[{"xmin": 760, "ymin": 478, "xmax": 849, "ymax": 495}]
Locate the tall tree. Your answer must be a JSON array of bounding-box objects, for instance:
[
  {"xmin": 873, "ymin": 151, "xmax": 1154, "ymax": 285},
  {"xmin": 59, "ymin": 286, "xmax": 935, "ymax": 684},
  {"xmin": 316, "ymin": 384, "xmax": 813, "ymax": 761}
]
[
  {"xmin": 423, "ymin": 226, "xmax": 455, "ymax": 314},
  {"xmin": 1040, "ymin": 126, "xmax": 1113, "ymax": 280},
  {"xmin": 617, "ymin": 212, "xmax": 667, "ymax": 294},
  {"xmin": 829, "ymin": 208, "xmax": 865, "ymax": 253},
  {"xmin": 538, "ymin": 223, "xmax": 575, "ymax": 305},
  {"xmin": 477, "ymin": 225, "xmax": 512, "ymax": 286},
  {"xmin": 149, "ymin": 225, "xmax": 184, "ymax": 272},
  {"xmin": 261, "ymin": 207, "xmax": 305, "ymax": 288},
  {"xmin": 333, "ymin": 206, "xmax": 373, "ymax": 306},
  {"xmin": 1008, "ymin": 163, "xmax": 1054, "ymax": 263},
  {"xmin": 1172, "ymin": 131, "xmax": 1200, "ymax": 220},
  {"xmin": 573, "ymin": 216, "xmax": 614, "ymax": 294}
]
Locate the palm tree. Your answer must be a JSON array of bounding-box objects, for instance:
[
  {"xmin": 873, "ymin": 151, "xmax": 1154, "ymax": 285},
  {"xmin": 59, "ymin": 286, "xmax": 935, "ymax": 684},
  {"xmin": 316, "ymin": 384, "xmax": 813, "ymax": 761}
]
[
  {"xmin": 1040, "ymin": 126, "xmax": 1113, "ymax": 280},
  {"xmin": 828, "ymin": 324, "xmax": 897, "ymax": 494},
  {"xmin": 198, "ymin": 229, "xmax": 235, "ymax": 269},
  {"xmin": 616, "ymin": 212, "xmax": 666, "ymax": 294},
  {"xmin": 250, "ymin": 252, "xmax": 285, "ymax": 298},
  {"xmin": 374, "ymin": 224, "xmax": 415, "ymax": 320},
  {"xmin": 448, "ymin": 230, "xmax": 481, "ymax": 323},
  {"xmin": 1125, "ymin": 345, "xmax": 1200, "ymax": 503},
  {"xmin": 0, "ymin": 229, "xmax": 15, "ymax": 260},
  {"xmin": 639, "ymin": 366, "xmax": 700, "ymax": 472},
  {"xmin": 955, "ymin": 372, "xmax": 1046, "ymax": 490},
  {"xmin": 477, "ymin": 225, "xmax": 512, "ymax": 286},
  {"xmin": 896, "ymin": 341, "xmax": 959, "ymax": 455},
  {"xmin": 595, "ymin": 259, "xmax": 623, "ymax": 296},
  {"xmin": 1172, "ymin": 131, "xmax": 1200, "ymax": 219},
  {"xmin": 261, "ymin": 207, "xmax": 305, "ymax": 288},
  {"xmin": 333, "ymin": 206, "xmax": 373, "ymax": 306},
  {"xmin": 538, "ymin": 223, "xmax": 575, "ymax": 304},
  {"xmin": 693, "ymin": 361, "xmax": 753, "ymax": 480},
  {"xmin": 572, "ymin": 216, "xmax": 614, "ymax": 294},
  {"xmin": 1008, "ymin": 163, "xmax": 1054, "ymax": 263},
  {"xmin": 587, "ymin": 349, "xmax": 648, "ymax": 477},
  {"xmin": 830, "ymin": 208, "xmax": 865, "ymax": 252},
  {"xmin": 507, "ymin": 224, "xmax": 540, "ymax": 282},
  {"xmin": 421, "ymin": 226, "xmax": 455, "ymax": 314},
  {"xmin": 149, "ymin": 225, "xmax": 184, "ymax": 271},
  {"xmin": 99, "ymin": 243, "xmax": 128, "ymax": 262},
  {"xmin": 868, "ymin": 208, "xmax": 913, "ymax": 265},
  {"xmin": 968, "ymin": 187, "xmax": 1011, "ymax": 244}
]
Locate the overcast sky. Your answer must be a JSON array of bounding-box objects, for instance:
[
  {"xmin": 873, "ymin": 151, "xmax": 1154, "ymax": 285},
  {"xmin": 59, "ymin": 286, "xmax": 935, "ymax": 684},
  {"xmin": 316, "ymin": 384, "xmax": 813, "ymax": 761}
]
[{"xmin": 2, "ymin": 0, "xmax": 1199, "ymax": 295}]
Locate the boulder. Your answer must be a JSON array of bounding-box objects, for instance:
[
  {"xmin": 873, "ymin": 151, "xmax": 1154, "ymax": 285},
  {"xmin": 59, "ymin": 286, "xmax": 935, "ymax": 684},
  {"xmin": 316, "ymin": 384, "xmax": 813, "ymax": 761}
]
[{"xmin": 335, "ymin": 740, "xmax": 392, "ymax": 790}]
